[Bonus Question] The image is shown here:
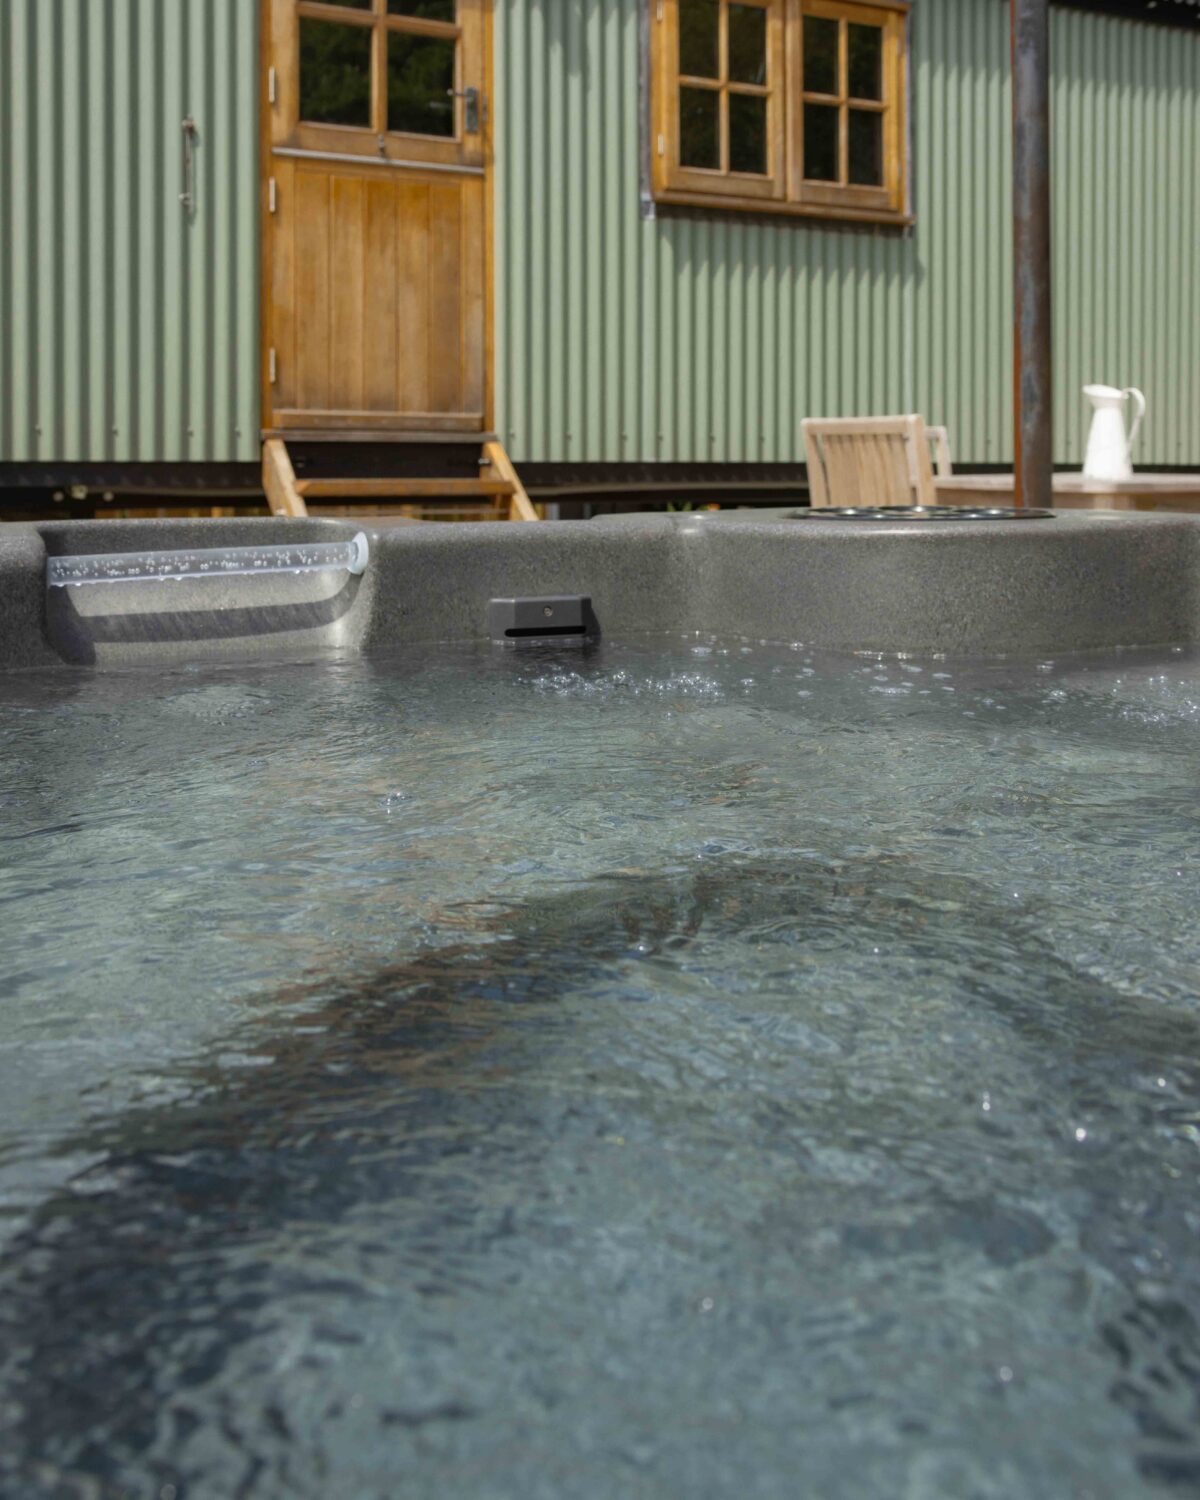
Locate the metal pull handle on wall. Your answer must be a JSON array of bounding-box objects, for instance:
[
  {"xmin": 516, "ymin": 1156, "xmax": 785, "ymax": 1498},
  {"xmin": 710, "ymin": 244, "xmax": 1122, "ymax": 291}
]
[{"xmin": 180, "ymin": 117, "xmax": 198, "ymax": 212}]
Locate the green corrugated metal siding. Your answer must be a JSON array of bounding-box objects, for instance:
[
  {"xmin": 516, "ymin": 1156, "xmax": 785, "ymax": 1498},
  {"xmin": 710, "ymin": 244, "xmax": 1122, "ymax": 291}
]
[
  {"xmin": 2, "ymin": 1, "xmax": 1196, "ymax": 470},
  {"xmin": 495, "ymin": 0, "xmax": 1200, "ymax": 467},
  {"xmin": 0, "ymin": 0, "xmax": 259, "ymax": 464},
  {"xmin": 1052, "ymin": 4, "xmax": 1200, "ymax": 464}
]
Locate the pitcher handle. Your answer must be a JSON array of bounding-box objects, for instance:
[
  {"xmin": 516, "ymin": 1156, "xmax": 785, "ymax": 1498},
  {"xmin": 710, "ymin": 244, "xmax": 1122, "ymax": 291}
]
[{"xmin": 1123, "ymin": 388, "xmax": 1146, "ymax": 451}]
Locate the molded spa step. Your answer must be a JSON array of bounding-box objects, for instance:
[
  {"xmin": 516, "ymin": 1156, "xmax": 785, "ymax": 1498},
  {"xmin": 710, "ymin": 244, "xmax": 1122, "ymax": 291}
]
[{"xmin": 45, "ymin": 532, "xmax": 370, "ymax": 587}]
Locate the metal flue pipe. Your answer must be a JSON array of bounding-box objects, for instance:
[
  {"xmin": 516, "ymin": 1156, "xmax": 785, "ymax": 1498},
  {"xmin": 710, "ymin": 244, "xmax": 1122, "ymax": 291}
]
[{"xmin": 1011, "ymin": 0, "xmax": 1053, "ymax": 509}]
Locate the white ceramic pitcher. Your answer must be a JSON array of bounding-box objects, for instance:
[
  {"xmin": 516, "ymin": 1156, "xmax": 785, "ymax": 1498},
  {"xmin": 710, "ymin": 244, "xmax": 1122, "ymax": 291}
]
[{"xmin": 1082, "ymin": 384, "xmax": 1146, "ymax": 482}]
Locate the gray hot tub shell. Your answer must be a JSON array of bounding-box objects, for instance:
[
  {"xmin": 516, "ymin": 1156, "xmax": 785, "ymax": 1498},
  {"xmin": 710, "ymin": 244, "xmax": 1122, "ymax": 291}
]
[{"xmin": 1, "ymin": 509, "xmax": 1198, "ymax": 670}]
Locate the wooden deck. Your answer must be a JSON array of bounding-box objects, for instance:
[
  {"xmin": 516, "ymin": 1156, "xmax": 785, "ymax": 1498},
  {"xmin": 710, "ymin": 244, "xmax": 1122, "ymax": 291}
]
[{"xmin": 935, "ymin": 473, "xmax": 1200, "ymax": 511}]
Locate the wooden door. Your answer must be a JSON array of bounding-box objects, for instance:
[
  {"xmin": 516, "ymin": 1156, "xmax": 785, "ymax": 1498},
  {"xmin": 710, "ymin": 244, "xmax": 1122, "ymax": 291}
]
[{"xmin": 262, "ymin": 0, "xmax": 488, "ymax": 434}]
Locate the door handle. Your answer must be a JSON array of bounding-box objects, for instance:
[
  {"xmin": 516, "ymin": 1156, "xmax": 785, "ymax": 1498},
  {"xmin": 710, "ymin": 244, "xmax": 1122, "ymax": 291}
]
[
  {"xmin": 180, "ymin": 117, "xmax": 199, "ymax": 213},
  {"xmin": 447, "ymin": 87, "xmax": 481, "ymax": 134}
]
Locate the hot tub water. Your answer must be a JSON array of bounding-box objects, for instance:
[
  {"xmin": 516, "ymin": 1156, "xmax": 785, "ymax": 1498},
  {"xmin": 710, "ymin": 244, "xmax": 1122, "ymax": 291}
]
[{"xmin": 1, "ymin": 637, "xmax": 1199, "ymax": 1498}]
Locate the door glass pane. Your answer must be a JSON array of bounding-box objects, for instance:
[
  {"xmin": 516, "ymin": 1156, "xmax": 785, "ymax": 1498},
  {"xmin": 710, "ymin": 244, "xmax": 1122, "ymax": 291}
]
[
  {"xmin": 299, "ymin": 19, "xmax": 372, "ymax": 129},
  {"xmin": 679, "ymin": 0, "xmax": 719, "ymax": 80},
  {"xmin": 388, "ymin": 0, "xmax": 456, "ymax": 18},
  {"xmin": 803, "ymin": 16, "xmax": 839, "ymax": 96},
  {"xmin": 680, "ymin": 86, "xmax": 720, "ymax": 169},
  {"xmin": 729, "ymin": 93, "xmax": 767, "ymax": 175},
  {"xmin": 322, "ymin": 0, "xmax": 370, "ymax": 8},
  {"xmin": 803, "ymin": 103, "xmax": 839, "ymax": 181},
  {"xmin": 848, "ymin": 23, "xmax": 883, "ymax": 101},
  {"xmin": 728, "ymin": 5, "xmax": 767, "ymax": 86},
  {"xmin": 388, "ymin": 33, "xmax": 456, "ymax": 137},
  {"xmin": 848, "ymin": 108, "xmax": 883, "ymax": 185}
]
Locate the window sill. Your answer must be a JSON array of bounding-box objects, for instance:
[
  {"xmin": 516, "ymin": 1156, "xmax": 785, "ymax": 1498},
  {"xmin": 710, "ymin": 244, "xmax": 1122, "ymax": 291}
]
[{"xmin": 651, "ymin": 186, "xmax": 913, "ymax": 229}]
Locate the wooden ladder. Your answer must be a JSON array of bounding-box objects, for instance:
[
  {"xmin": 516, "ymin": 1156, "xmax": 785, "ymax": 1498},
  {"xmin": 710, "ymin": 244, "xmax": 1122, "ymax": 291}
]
[{"xmin": 261, "ymin": 435, "xmax": 539, "ymax": 522}]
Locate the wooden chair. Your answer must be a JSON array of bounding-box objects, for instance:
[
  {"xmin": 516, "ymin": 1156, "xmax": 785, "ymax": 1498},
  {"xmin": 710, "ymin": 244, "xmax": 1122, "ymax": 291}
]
[
  {"xmin": 927, "ymin": 425, "xmax": 953, "ymax": 478},
  {"xmin": 802, "ymin": 415, "xmax": 937, "ymax": 508}
]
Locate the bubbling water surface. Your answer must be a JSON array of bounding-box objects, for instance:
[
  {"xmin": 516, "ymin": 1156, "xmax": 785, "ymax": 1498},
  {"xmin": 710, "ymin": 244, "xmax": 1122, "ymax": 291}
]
[{"xmin": 2, "ymin": 637, "xmax": 1200, "ymax": 1498}]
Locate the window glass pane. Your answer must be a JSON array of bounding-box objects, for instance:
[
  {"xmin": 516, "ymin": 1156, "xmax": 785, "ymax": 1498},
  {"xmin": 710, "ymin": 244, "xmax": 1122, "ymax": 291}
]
[
  {"xmin": 679, "ymin": 0, "xmax": 719, "ymax": 80},
  {"xmin": 388, "ymin": 33, "xmax": 456, "ymax": 136},
  {"xmin": 803, "ymin": 16, "xmax": 839, "ymax": 96},
  {"xmin": 299, "ymin": 19, "xmax": 372, "ymax": 129},
  {"xmin": 729, "ymin": 93, "xmax": 767, "ymax": 175},
  {"xmin": 323, "ymin": 0, "xmax": 370, "ymax": 8},
  {"xmin": 728, "ymin": 5, "xmax": 767, "ymax": 86},
  {"xmin": 680, "ymin": 86, "xmax": 720, "ymax": 169},
  {"xmin": 388, "ymin": 0, "xmax": 456, "ymax": 18},
  {"xmin": 848, "ymin": 23, "xmax": 883, "ymax": 101},
  {"xmin": 848, "ymin": 108, "xmax": 883, "ymax": 185},
  {"xmin": 803, "ymin": 102, "xmax": 839, "ymax": 181}
]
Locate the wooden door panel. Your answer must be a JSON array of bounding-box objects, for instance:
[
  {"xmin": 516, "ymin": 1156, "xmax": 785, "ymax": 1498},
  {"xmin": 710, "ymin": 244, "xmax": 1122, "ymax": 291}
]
[
  {"xmin": 262, "ymin": 0, "xmax": 488, "ymax": 434},
  {"xmin": 362, "ymin": 176, "xmax": 400, "ymax": 412},
  {"xmin": 292, "ymin": 169, "xmax": 332, "ymax": 411},
  {"xmin": 428, "ymin": 184, "xmax": 464, "ymax": 414},
  {"xmin": 462, "ymin": 177, "xmax": 485, "ymax": 412},
  {"xmin": 396, "ymin": 183, "xmax": 432, "ymax": 413},
  {"xmin": 270, "ymin": 162, "xmax": 484, "ymax": 429},
  {"xmin": 329, "ymin": 177, "xmax": 366, "ymax": 411}
]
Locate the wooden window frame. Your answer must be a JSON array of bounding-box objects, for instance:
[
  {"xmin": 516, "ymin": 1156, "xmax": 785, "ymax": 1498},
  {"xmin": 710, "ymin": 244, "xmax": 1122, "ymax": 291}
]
[
  {"xmin": 661, "ymin": 0, "xmax": 787, "ymax": 204},
  {"xmin": 275, "ymin": 0, "xmax": 483, "ymax": 169},
  {"xmin": 651, "ymin": 0, "xmax": 911, "ymax": 226}
]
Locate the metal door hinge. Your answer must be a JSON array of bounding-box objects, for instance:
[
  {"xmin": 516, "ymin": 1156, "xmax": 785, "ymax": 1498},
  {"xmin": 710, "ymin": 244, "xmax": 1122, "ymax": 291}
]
[
  {"xmin": 268, "ymin": 66, "xmax": 277, "ymax": 104},
  {"xmin": 268, "ymin": 177, "xmax": 277, "ymax": 213},
  {"xmin": 268, "ymin": 349, "xmax": 277, "ymax": 385},
  {"xmin": 658, "ymin": 133, "xmax": 665, "ymax": 155},
  {"xmin": 657, "ymin": 1, "xmax": 664, "ymax": 20}
]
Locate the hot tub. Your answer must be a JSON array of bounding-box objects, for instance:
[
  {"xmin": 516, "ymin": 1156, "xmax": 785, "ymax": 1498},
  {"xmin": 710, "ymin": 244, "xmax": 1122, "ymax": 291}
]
[{"xmin": 2, "ymin": 512, "xmax": 1199, "ymax": 1497}]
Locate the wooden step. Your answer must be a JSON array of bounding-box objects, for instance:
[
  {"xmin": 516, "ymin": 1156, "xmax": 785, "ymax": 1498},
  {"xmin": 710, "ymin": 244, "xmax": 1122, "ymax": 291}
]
[
  {"xmin": 263, "ymin": 429, "xmax": 500, "ymax": 446},
  {"xmin": 295, "ymin": 477, "xmax": 516, "ymax": 500},
  {"xmin": 261, "ymin": 437, "xmax": 539, "ymax": 523}
]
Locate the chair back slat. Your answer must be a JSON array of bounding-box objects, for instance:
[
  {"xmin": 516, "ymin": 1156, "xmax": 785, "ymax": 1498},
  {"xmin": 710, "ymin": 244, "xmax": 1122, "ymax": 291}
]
[
  {"xmin": 802, "ymin": 415, "xmax": 937, "ymax": 508},
  {"xmin": 927, "ymin": 425, "xmax": 954, "ymax": 477}
]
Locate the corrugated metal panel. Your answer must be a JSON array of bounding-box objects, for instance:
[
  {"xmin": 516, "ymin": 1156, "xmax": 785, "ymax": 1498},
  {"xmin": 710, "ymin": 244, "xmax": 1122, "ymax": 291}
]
[
  {"xmin": 495, "ymin": 0, "xmax": 1200, "ymax": 467},
  {"xmin": 1052, "ymin": 4, "xmax": 1200, "ymax": 463},
  {"xmin": 0, "ymin": 0, "xmax": 259, "ymax": 464},
  {"xmin": 3, "ymin": 0, "xmax": 1195, "ymax": 471}
]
